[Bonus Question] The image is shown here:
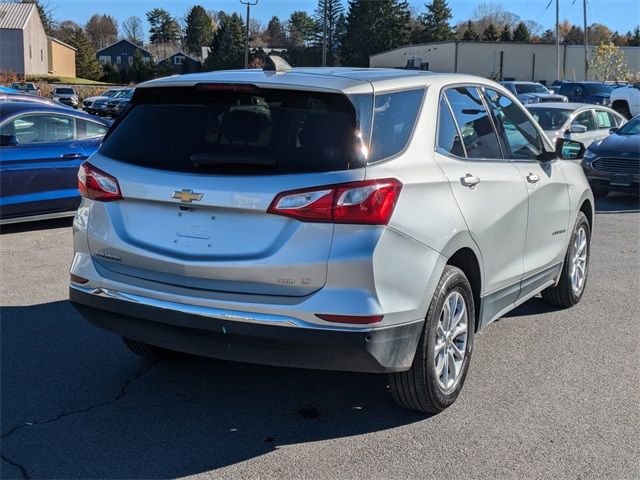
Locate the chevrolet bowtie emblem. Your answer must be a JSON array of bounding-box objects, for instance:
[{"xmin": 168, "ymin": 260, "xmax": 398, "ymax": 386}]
[{"xmin": 172, "ymin": 189, "xmax": 204, "ymax": 203}]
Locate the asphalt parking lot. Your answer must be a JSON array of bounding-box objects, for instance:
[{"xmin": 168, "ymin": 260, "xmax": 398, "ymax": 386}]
[{"xmin": 1, "ymin": 194, "xmax": 638, "ymax": 480}]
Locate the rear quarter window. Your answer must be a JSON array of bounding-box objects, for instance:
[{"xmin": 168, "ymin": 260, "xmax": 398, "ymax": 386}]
[{"xmin": 368, "ymin": 88, "xmax": 425, "ymax": 163}]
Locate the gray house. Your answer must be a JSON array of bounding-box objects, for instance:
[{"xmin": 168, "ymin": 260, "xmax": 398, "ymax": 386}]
[
  {"xmin": 96, "ymin": 39, "xmax": 153, "ymax": 70},
  {"xmin": 156, "ymin": 52, "xmax": 200, "ymax": 73},
  {"xmin": 0, "ymin": 3, "xmax": 49, "ymax": 76}
]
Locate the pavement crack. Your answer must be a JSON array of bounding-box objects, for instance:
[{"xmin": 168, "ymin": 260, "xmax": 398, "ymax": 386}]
[{"xmin": 0, "ymin": 361, "xmax": 156, "ymax": 478}]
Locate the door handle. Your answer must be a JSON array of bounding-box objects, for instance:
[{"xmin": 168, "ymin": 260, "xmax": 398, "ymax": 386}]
[
  {"xmin": 461, "ymin": 174, "xmax": 481, "ymax": 188},
  {"xmin": 526, "ymin": 173, "xmax": 540, "ymax": 184},
  {"xmin": 61, "ymin": 153, "xmax": 83, "ymax": 159}
]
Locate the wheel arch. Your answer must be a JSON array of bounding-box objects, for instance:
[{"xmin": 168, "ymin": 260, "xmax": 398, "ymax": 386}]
[
  {"xmin": 446, "ymin": 247, "xmax": 482, "ymax": 332},
  {"xmin": 579, "ymin": 198, "xmax": 594, "ymax": 232}
]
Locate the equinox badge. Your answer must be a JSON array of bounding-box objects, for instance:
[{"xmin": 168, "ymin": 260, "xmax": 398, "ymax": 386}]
[{"xmin": 172, "ymin": 189, "xmax": 204, "ymax": 203}]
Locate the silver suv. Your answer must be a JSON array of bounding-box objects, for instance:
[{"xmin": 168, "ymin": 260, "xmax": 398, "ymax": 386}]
[{"xmin": 69, "ymin": 63, "xmax": 594, "ymax": 413}]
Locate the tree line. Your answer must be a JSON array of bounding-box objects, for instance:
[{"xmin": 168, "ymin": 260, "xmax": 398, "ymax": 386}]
[{"xmin": 13, "ymin": 0, "xmax": 640, "ymax": 82}]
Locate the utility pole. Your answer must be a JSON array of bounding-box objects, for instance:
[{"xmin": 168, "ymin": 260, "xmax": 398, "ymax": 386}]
[
  {"xmin": 240, "ymin": 0, "xmax": 258, "ymax": 68},
  {"xmin": 556, "ymin": 0, "xmax": 560, "ymax": 81},
  {"xmin": 322, "ymin": 0, "xmax": 328, "ymax": 67},
  {"xmin": 583, "ymin": 0, "xmax": 589, "ymax": 79}
]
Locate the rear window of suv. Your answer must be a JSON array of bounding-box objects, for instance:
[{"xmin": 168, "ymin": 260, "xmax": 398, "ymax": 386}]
[
  {"xmin": 99, "ymin": 85, "xmax": 425, "ymax": 174},
  {"xmin": 100, "ymin": 85, "xmax": 367, "ymax": 174}
]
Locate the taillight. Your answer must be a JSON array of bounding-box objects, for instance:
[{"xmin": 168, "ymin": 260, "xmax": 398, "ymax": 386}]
[
  {"xmin": 78, "ymin": 162, "xmax": 122, "ymax": 202},
  {"xmin": 267, "ymin": 178, "xmax": 402, "ymax": 225}
]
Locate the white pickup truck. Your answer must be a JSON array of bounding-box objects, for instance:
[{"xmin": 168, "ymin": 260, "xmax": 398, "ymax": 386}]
[{"xmin": 610, "ymin": 83, "xmax": 640, "ymax": 119}]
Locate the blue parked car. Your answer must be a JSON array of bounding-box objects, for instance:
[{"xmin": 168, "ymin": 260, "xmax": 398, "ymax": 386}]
[
  {"xmin": 0, "ymin": 102, "xmax": 111, "ymax": 224},
  {"xmin": 555, "ymin": 81, "xmax": 615, "ymax": 106}
]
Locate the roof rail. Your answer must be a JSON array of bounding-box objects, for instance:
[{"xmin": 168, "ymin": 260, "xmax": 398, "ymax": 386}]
[{"xmin": 263, "ymin": 55, "xmax": 292, "ymax": 73}]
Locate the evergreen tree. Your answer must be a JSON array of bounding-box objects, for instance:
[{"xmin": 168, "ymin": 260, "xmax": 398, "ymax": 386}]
[
  {"xmin": 499, "ymin": 24, "xmax": 512, "ymax": 41},
  {"xmin": 101, "ymin": 63, "xmax": 121, "ymax": 83},
  {"xmin": 185, "ymin": 6, "xmax": 215, "ymax": 56},
  {"xmin": 68, "ymin": 28, "xmax": 103, "ymax": 80},
  {"xmin": 127, "ymin": 50, "xmax": 149, "ymax": 82},
  {"xmin": 287, "ymin": 11, "xmax": 316, "ymax": 47},
  {"xmin": 341, "ymin": 0, "xmax": 411, "ymax": 67},
  {"xmin": 512, "ymin": 22, "xmax": 531, "ymax": 42},
  {"xmin": 482, "ymin": 23, "xmax": 499, "ymax": 41},
  {"xmin": 540, "ymin": 29, "xmax": 555, "ymax": 43},
  {"xmin": 462, "ymin": 20, "xmax": 479, "ymax": 41},
  {"xmin": 313, "ymin": 0, "xmax": 345, "ymax": 56},
  {"xmin": 628, "ymin": 26, "xmax": 640, "ymax": 46},
  {"xmin": 146, "ymin": 8, "xmax": 180, "ymax": 45},
  {"xmin": 265, "ymin": 16, "xmax": 286, "ymax": 46},
  {"xmin": 414, "ymin": 0, "xmax": 453, "ymax": 43},
  {"xmin": 204, "ymin": 12, "xmax": 246, "ymax": 70}
]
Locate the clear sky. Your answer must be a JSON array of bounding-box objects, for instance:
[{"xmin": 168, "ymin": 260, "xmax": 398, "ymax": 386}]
[{"xmin": 51, "ymin": 0, "xmax": 640, "ymax": 40}]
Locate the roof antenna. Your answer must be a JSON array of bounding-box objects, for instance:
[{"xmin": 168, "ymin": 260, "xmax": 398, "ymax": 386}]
[{"xmin": 263, "ymin": 55, "xmax": 292, "ymax": 73}]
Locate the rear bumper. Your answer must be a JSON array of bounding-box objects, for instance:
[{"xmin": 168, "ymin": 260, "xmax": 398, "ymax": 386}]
[{"xmin": 69, "ymin": 286, "xmax": 423, "ymax": 373}]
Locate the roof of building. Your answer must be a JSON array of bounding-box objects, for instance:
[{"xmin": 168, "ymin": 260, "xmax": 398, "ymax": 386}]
[
  {"xmin": 47, "ymin": 35, "xmax": 76, "ymax": 51},
  {"xmin": 96, "ymin": 38, "xmax": 154, "ymax": 57},
  {"xmin": 0, "ymin": 2, "xmax": 36, "ymax": 30},
  {"xmin": 158, "ymin": 51, "xmax": 199, "ymax": 63}
]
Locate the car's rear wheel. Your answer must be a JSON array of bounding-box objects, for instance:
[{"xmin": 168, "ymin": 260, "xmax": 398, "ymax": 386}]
[
  {"xmin": 389, "ymin": 266, "xmax": 475, "ymax": 413},
  {"xmin": 542, "ymin": 212, "xmax": 591, "ymax": 308},
  {"xmin": 122, "ymin": 337, "xmax": 182, "ymax": 361}
]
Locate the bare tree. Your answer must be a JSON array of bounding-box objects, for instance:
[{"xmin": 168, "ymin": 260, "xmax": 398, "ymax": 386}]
[
  {"xmin": 122, "ymin": 16, "xmax": 144, "ymax": 45},
  {"xmin": 472, "ymin": 2, "xmax": 520, "ymax": 32},
  {"xmin": 249, "ymin": 18, "xmax": 265, "ymax": 48},
  {"xmin": 86, "ymin": 14, "xmax": 118, "ymax": 50}
]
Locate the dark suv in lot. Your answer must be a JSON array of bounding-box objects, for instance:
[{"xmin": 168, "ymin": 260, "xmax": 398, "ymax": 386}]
[{"xmin": 555, "ymin": 81, "xmax": 615, "ymax": 106}]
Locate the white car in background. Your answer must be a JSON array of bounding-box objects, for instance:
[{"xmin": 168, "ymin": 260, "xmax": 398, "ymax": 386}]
[
  {"xmin": 610, "ymin": 83, "xmax": 640, "ymax": 119},
  {"xmin": 526, "ymin": 102, "xmax": 626, "ymax": 148}
]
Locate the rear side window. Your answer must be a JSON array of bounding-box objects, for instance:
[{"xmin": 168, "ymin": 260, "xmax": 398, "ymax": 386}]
[
  {"xmin": 368, "ymin": 89, "xmax": 424, "ymax": 163},
  {"xmin": 445, "ymin": 87, "xmax": 503, "ymax": 160},
  {"xmin": 594, "ymin": 110, "xmax": 616, "ymax": 129},
  {"xmin": 437, "ymin": 96, "xmax": 466, "ymax": 157},
  {"xmin": 100, "ymin": 86, "xmax": 366, "ymax": 175},
  {"xmin": 76, "ymin": 119, "xmax": 108, "ymax": 139}
]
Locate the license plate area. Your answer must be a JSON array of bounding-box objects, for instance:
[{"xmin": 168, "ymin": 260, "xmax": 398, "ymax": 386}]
[{"xmin": 610, "ymin": 174, "xmax": 632, "ymax": 187}]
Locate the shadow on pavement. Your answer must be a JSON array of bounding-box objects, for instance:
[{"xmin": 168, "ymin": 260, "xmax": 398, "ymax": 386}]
[
  {"xmin": 0, "ymin": 300, "xmax": 426, "ymax": 479},
  {"xmin": 0, "ymin": 217, "xmax": 73, "ymax": 235},
  {"xmin": 502, "ymin": 296, "xmax": 561, "ymax": 318},
  {"xmin": 594, "ymin": 193, "xmax": 639, "ymax": 214}
]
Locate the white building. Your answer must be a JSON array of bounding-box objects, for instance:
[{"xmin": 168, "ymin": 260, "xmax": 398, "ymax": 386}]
[
  {"xmin": 0, "ymin": 3, "xmax": 49, "ymax": 76},
  {"xmin": 370, "ymin": 41, "xmax": 640, "ymax": 84}
]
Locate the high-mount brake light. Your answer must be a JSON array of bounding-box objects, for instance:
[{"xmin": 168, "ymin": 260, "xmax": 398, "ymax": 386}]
[
  {"xmin": 267, "ymin": 179, "xmax": 402, "ymax": 225},
  {"xmin": 78, "ymin": 162, "xmax": 122, "ymax": 202},
  {"xmin": 196, "ymin": 83, "xmax": 258, "ymax": 93}
]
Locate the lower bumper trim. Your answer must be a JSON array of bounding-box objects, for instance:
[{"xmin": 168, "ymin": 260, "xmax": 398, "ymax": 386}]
[{"xmin": 69, "ymin": 287, "xmax": 423, "ymax": 373}]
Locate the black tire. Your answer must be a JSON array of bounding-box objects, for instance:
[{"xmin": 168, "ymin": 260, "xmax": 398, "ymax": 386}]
[
  {"xmin": 389, "ymin": 266, "xmax": 475, "ymax": 413},
  {"xmin": 591, "ymin": 186, "xmax": 609, "ymax": 198},
  {"xmin": 121, "ymin": 337, "xmax": 182, "ymax": 361},
  {"xmin": 541, "ymin": 212, "xmax": 591, "ymax": 308}
]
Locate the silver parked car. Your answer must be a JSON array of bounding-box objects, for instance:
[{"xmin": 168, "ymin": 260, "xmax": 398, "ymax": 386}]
[
  {"xmin": 69, "ymin": 62, "xmax": 594, "ymax": 413},
  {"xmin": 501, "ymin": 81, "xmax": 568, "ymax": 104},
  {"xmin": 526, "ymin": 102, "xmax": 626, "ymax": 147}
]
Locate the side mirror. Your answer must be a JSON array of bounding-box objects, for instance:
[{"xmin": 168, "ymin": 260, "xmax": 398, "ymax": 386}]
[
  {"xmin": 0, "ymin": 134, "xmax": 18, "ymax": 147},
  {"xmin": 609, "ymin": 127, "xmax": 619, "ymax": 134},
  {"xmin": 570, "ymin": 123, "xmax": 588, "ymax": 134},
  {"xmin": 555, "ymin": 137, "xmax": 585, "ymax": 160}
]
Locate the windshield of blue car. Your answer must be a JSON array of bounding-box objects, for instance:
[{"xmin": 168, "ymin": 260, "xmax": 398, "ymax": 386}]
[
  {"xmin": 526, "ymin": 107, "xmax": 572, "ymax": 130},
  {"xmin": 617, "ymin": 116, "xmax": 640, "ymax": 135},
  {"xmin": 12, "ymin": 84, "xmax": 35, "ymax": 91},
  {"xmin": 514, "ymin": 84, "xmax": 548, "ymax": 94},
  {"xmin": 583, "ymin": 83, "xmax": 614, "ymax": 95}
]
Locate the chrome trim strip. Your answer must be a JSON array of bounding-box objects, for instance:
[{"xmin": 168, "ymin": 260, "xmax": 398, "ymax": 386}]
[
  {"xmin": 0, "ymin": 210, "xmax": 75, "ymax": 225},
  {"xmin": 70, "ymin": 284, "xmax": 396, "ymax": 333}
]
